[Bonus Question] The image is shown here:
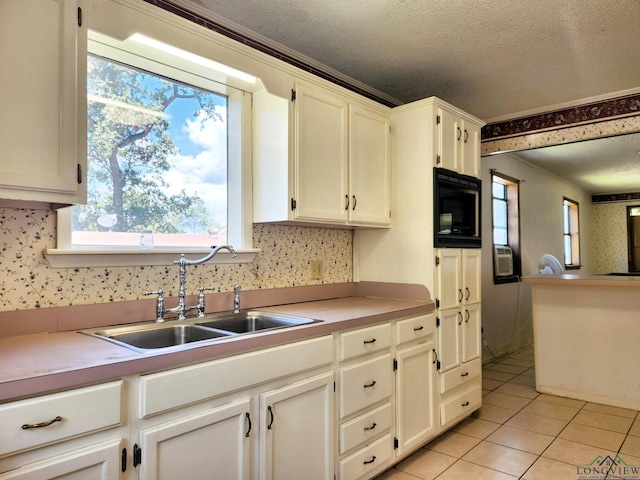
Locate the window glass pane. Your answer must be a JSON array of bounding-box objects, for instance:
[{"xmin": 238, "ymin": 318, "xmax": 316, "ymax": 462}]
[
  {"xmin": 74, "ymin": 55, "xmax": 228, "ymax": 248},
  {"xmin": 492, "ymin": 182, "xmax": 506, "ymax": 199},
  {"xmin": 564, "ymin": 235, "xmax": 572, "ymax": 265},
  {"xmin": 494, "ymin": 228, "xmax": 508, "ymax": 245},
  {"xmin": 493, "ymin": 198, "xmax": 507, "ymax": 228}
]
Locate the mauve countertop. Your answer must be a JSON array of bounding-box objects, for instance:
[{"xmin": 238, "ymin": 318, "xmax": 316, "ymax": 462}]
[{"xmin": 0, "ymin": 296, "xmax": 433, "ymax": 403}]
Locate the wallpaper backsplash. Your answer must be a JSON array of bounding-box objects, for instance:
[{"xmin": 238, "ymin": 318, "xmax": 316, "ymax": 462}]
[{"xmin": 0, "ymin": 208, "xmax": 352, "ymax": 312}]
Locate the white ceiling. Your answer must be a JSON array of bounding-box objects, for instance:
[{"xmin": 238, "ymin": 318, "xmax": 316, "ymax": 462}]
[{"xmin": 181, "ymin": 0, "xmax": 640, "ymax": 193}]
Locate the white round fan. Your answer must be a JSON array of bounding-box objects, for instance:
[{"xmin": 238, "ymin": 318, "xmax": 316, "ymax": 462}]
[{"xmin": 538, "ymin": 254, "xmax": 563, "ymax": 274}]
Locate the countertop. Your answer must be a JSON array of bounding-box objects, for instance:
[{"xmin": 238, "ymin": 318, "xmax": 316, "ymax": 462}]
[
  {"xmin": 0, "ymin": 296, "xmax": 433, "ymax": 402},
  {"xmin": 523, "ymin": 273, "xmax": 640, "ymax": 287}
]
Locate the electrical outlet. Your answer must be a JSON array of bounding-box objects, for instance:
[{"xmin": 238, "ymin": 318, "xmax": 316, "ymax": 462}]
[{"xmin": 310, "ymin": 260, "xmax": 323, "ymax": 279}]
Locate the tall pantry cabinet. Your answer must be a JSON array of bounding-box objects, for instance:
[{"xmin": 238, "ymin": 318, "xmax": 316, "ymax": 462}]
[{"xmin": 355, "ymin": 96, "xmax": 485, "ymax": 452}]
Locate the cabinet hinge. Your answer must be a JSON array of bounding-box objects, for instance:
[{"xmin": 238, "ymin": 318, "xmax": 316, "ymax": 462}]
[
  {"xmin": 121, "ymin": 447, "xmax": 127, "ymax": 472},
  {"xmin": 77, "ymin": 163, "xmax": 83, "ymax": 184},
  {"xmin": 435, "ymin": 255, "xmax": 440, "ymax": 266},
  {"xmin": 436, "ymin": 298, "xmax": 440, "ymax": 309},
  {"xmin": 437, "ymin": 360, "xmax": 441, "ymax": 370},
  {"xmin": 291, "ymin": 89, "xmax": 296, "ymax": 101},
  {"xmin": 393, "ymin": 437, "xmax": 399, "ymax": 449},
  {"xmin": 436, "ymin": 115, "xmax": 441, "ymax": 125},
  {"xmin": 291, "ymin": 198, "xmax": 297, "ymax": 210},
  {"xmin": 133, "ymin": 444, "xmax": 142, "ymax": 468},
  {"xmin": 333, "ymin": 381, "xmax": 336, "ymax": 392},
  {"xmin": 436, "ymin": 317, "xmax": 440, "ymax": 327},
  {"xmin": 77, "ymin": 7, "xmax": 82, "ymax": 27},
  {"xmin": 432, "ymin": 349, "xmax": 441, "ymax": 371},
  {"xmin": 393, "ymin": 358, "xmax": 398, "ymax": 371},
  {"xmin": 436, "ymin": 154, "xmax": 441, "ymax": 164}
]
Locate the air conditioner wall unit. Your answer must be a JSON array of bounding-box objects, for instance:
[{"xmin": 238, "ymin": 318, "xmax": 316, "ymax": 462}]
[{"xmin": 494, "ymin": 245, "xmax": 513, "ymax": 276}]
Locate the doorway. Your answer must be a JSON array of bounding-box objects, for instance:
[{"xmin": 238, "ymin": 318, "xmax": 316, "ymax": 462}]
[{"xmin": 627, "ymin": 206, "xmax": 640, "ymax": 272}]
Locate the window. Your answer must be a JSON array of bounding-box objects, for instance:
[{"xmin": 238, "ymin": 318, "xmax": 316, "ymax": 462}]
[
  {"xmin": 563, "ymin": 198, "xmax": 581, "ymax": 268},
  {"xmin": 491, "ymin": 171, "xmax": 521, "ymax": 282}
]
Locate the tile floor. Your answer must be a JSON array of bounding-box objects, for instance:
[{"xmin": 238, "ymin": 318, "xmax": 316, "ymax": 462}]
[{"xmin": 375, "ymin": 346, "xmax": 640, "ymax": 480}]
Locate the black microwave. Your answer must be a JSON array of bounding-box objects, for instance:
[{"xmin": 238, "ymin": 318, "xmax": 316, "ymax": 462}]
[{"xmin": 434, "ymin": 168, "xmax": 481, "ymax": 248}]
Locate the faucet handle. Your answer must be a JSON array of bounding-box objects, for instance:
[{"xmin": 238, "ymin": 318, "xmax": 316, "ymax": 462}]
[
  {"xmin": 143, "ymin": 290, "xmax": 165, "ymax": 323},
  {"xmin": 197, "ymin": 287, "xmax": 216, "ymax": 317},
  {"xmin": 233, "ymin": 285, "xmax": 241, "ymax": 314}
]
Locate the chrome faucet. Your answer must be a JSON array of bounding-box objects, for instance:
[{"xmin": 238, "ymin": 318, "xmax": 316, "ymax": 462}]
[
  {"xmin": 233, "ymin": 284, "xmax": 241, "ymax": 314},
  {"xmin": 144, "ymin": 245, "xmax": 237, "ymax": 322}
]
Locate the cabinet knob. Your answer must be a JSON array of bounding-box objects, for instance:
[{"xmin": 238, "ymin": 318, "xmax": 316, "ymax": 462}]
[
  {"xmin": 363, "ymin": 380, "xmax": 377, "ymax": 389},
  {"xmin": 363, "ymin": 338, "xmax": 377, "ymax": 345},
  {"xmin": 461, "ymin": 401, "xmax": 470, "ymax": 407},
  {"xmin": 363, "ymin": 456, "xmax": 377, "ymax": 465},
  {"xmin": 364, "ymin": 422, "xmax": 377, "ymax": 431}
]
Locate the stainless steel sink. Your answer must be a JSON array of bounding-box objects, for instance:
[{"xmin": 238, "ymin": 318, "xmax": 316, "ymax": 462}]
[
  {"xmin": 196, "ymin": 311, "xmax": 317, "ymax": 333},
  {"xmin": 81, "ymin": 310, "xmax": 319, "ymax": 353}
]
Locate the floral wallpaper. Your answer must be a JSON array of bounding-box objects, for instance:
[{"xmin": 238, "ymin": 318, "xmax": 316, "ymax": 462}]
[
  {"xmin": 591, "ymin": 201, "xmax": 637, "ymax": 274},
  {"xmin": 0, "ymin": 208, "xmax": 352, "ymax": 312}
]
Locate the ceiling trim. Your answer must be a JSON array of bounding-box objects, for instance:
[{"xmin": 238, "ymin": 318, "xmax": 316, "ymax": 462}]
[
  {"xmin": 592, "ymin": 193, "xmax": 640, "ymax": 204},
  {"xmin": 142, "ymin": 0, "xmax": 400, "ymax": 108},
  {"xmin": 482, "ymin": 93, "xmax": 640, "ymax": 141}
]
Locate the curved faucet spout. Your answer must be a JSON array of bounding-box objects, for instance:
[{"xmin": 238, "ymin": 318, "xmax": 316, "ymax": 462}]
[{"xmin": 175, "ymin": 245, "xmax": 237, "ymax": 266}]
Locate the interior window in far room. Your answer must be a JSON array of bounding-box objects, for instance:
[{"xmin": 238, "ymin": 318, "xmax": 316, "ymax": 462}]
[
  {"xmin": 563, "ymin": 197, "xmax": 581, "ymax": 268},
  {"xmin": 491, "ymin": 171, "xmax": 521, "ymax": 282}
]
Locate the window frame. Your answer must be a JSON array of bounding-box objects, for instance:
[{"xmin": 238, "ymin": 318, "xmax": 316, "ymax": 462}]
[
  {"xmin": 563, "ymin": 197, "xmax": 581, "ymax": 269},
  {"xmin": 491, "ymin": 171, "xmax": 522, "ymax": 283}
]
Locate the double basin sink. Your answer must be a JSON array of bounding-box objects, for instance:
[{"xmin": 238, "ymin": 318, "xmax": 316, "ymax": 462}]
[{"xmin": 82, "ymin": 311, "xmax": 320, "ymax": 353}]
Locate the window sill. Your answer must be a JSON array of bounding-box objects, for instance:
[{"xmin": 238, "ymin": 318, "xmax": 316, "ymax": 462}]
[{"xmin": 44, "ymin": 247, "xmax": 260, "ymax": 268}]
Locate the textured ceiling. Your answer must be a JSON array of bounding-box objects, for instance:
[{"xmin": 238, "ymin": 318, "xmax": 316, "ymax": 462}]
[{"xmin": 188, "ymin": 0, "xmax": 640, "ymax": 122}]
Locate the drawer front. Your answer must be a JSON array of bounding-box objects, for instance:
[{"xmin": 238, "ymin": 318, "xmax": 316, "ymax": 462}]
[
  {"xmin": 141, "ymin": 335, "xmax": 333, "ymax": 418},
  {"xmin": 0, "ymin": 381, "xmax": 122, "ymax": 457},
  {"xmin": 440, "ymin": 358, "xmax": 482, "ymax": 394},
  {"xmin": 339, "ymin": 433, "xmax": 393, "ymax": 480},
  {"xmin": 339, "ymin": 354, "xmax": 392, "ymax": 419},
  {"xmin": 339, "ymin": 403, "xmax": 392, "ymax": 454},
  {"xmin": 440, "ymin": 381, "xmax": 482, "ymax": 427},
  {"xmin": 340, "ymin": 323, "xmax": 391, "ymax": 362},
  {"xmin": 395, "ymin": 314, "xmax": 436, "ymax": 346}
]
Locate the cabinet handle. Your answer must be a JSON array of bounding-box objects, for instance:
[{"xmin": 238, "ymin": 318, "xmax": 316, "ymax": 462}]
[
  {"xmin": 363, "ymin": 456, "xmax": 377, "ymax": 465},
  {"xmin": 364, "ymin": 422, "xmax": 377, "ymax": 431},
  {"xmin": 457, "ymin": 127, "xmax": 462, "ymax": 141},
  {"xmin": 245, "ymin": 412, "xmax": 252, "ymax": 437},
  {"xmin": 21, "ymin": 416, "xmax": 62, "ymax": 430},
  {"xmin": 465, "ymin": 287, "xmax": 470, "ymax": 301},
  {"xmin": 352, "ymin": 195, "xmax": 357, "ymax": 210},
  {"xmin": 462, "ymin": 401, "xmax": 470, "ymax": 407},
  {"xmin": 465, "ymin": 310, "xmax": 470, "ymax": 323},
  {"xmin": 363, "ymin": 338, "xmax": 377, "ymax": 345},
  {"xmin": 363, "ymin": 380, "xmax": 377, "ymax": 389},
  {"xmin": 464, "ymin": 129, "xmax": 469, "ymax": 143},
  {"xmin": 345, "ymin": 195, "xmax": 350, "ymax": 210},
  {"xmin": 461, "ymin": 371, "xmax": 469, "ymax": 377},
  {"xmin": 457, "ymin": 312, "xmax": 463, "ymax": 325},
  {"xmin": 267, "ymin": 406, "xmax": 274, "ymax": 430},
  {"xmin": 413, "ymin": 325, "xmax": 424, "ymax": 332},
  {"xmin": 458, "ymin": 289, "xmax": 463, "ymax": 302}
]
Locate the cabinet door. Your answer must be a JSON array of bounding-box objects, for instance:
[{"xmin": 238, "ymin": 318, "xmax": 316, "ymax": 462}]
[
  {"xmin": 395, "ymin": 340, "xmax": 436, "ymax": 457},
  {"xmin": 461, "ymin": 120, "xmax": 481, "ymax": 178},
  {"xmin": 348, "ymin": 104, "xmax": 391, "ymax": 226},
  {"xmin": 0, "ymin": 439, "xmax": 121, "ymax": 480},
  {"xmin": 437, "ymin": 308, "xmax": 462, "ymax": 373},
  {"xmin": 138, "ymin": 398, "xmax": 251, "ymax": 480},
  {"xmin": 437, "ymin": 108, "xmax": 460, "ymax": 172},
  {"xmin": 462, "ymin": 303, "xmax": 482, "ymax": 363},
  {"xmin": 436, "ymin": 249, "xmax": 462, "ymax": 310},
  {"xmin": 294, "ymin": 83, "xmax": 348, "ymax": 224},
  {"xmin": 260, "ymin": 372, "xmax": 334, "ymax": 480},
  {"xmin": 462, "ymin": 249, "xmax": 482, "ymax": 305},
  {"xmin": 0, "ymin": 0, "xmax": 86, "ymax": 204}
]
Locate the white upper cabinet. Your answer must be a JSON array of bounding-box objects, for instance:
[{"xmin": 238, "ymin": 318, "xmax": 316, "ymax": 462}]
[
  {"xmin": 436, "ymin": 105, "xmax": 482, "ymax": 178},
  {"xmin": 253, "ymin": 82, "xmax": 391, "ymax": 227},
  {"xmin": 0, "ymin": 0, "xmax": 87, "ymax": 207}
]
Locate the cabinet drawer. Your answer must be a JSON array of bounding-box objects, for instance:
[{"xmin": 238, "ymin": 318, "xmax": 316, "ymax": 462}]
[
  {"xmin": 440, "ymin": 358, "xmax": 482, "ymax": 394},
  {"xmin": 339, "ymin": 433, "xmax": 392, "ymax": 480},
  {"xmin": 0, "ymin": 381, "xmax": 122, "ymax": 457},
  {"xmin": 339, "ymin": 403, "xmax": 392, "ymax": 454},
  {"xmin": 340, "ymin": 323, "xmax": 391, "ymax": 361},
  {"xmin": 440, "ymin": 381, "xmax": 482, "ymax": 427},
  {"xmin": 395, "ymin": 314, "xmax": 435, "ymax": 345},
  {"xmin": 339, "ymin": 354, "xmax": 392, "ymax": 419}
]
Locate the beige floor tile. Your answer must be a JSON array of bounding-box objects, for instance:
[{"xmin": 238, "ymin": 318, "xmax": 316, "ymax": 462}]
[
  {"xmin": 630, "ymin": 420, "xmax": 640, "ymax": 437},
  {"xmin": 542, "ymin": 438, "xmax": 617, "ymax": 467},
  {"xmin": 532, "ymin": 394, "xmax": 585, "ymax": 409},
  {"xmin": 558, "ymin": 422, "xmax": 626, "ymax": 451},
  {"xmin": 486, "ymin": 425, "xmax": 555, "ymax": 455},
  {"xmin": 483, "ymin": 370, "xmax": 517, "ymax": 382},
  {"xmin": 472, "ymin": 404, "xmax": 517, "ymax": 424},
  {"xmin": 483, "ymin": 389, "xmax": 493, "ymax": 396},
  {"xmin": 522, "ymin": 457, "xmax": 582, "ymax": 480},
  {"xmin": 497, "ymin": 357, "xmax": 535, "ymax": 368},
  {"xmin": 494, "ymin": 383, "xmax": 539, "ymax": 399},
  {"xmin": 435, "ymin": 459, "xmax": 518, "ymax": 480},
  {"xmin": 486, "ymin": 364, "xmax": 529, "ymax": 375},
  {"xmin": 520, "ymin": 367, "xmax": 536, "ymax": 378},
  {"xmin": 505, "ymin": 412, "xmax": 568, "ymax": 436},
  {"xmin": 462, "ymin": 441, "xmax": 537, "ymax": 477},
  {"xmin": 394, "ymin": 448, "xmax": 456, "ymax": 480},
  {"xmin": 483, "ymin": 378, "xmax": 505, "ymax": 391},
  {"xmin": 510, "ymin": 352, "xmax": 535, "ymax": 361},
  {"xmin": 373, "ymin": 468, "xmax": 419, "ymax": 480},
  {"xmin": 452, "ymin": 417, "xmax": 501, "ymax": 439},
  {"xmin": 583, "ymin": 402, "xmax": 638, "ymax": 419},
  {"xmin": 425, "ymin": 431, "xmax": 481, "ymax": 458},
  {"xmin": 508, "ymin": 375, "xmax": 537, "ymax": 387},
  {"xmin": 621, "ymin": 434, "xmax": 640, "ymax": 456},
  {"xmin": 521, "ymin": 400, "xmax": 580, "ymax": 421},
  {"xmin": 608, "ymin": 451, "xmax": 640, "ymax": 478},
  {"xmin": 483, "ymin": 391, "xmax": 533, "ymax": 411},
  {"xmin": 572, "ymin": 409, "xmax": 634, "ymax": 433}
]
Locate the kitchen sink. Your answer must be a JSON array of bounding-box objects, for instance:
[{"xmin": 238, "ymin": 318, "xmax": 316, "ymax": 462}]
[
  {"xmin": 196, "ymin": 311, "xmax": 317, "ymax": 333},
  {"xmin": 81, "ymin": 310, "xmax": 320, "ymax": 353}
]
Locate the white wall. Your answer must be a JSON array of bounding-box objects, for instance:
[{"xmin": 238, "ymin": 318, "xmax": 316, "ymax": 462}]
[{"xmin": 479, "ymin": 152, "xmax": 593, "ymax": 360}]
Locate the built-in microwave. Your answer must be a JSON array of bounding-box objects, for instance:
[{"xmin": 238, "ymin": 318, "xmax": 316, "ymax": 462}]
[{"xmin": 434, "ymin": 168, "xmax": 481, "ymax": 248}]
